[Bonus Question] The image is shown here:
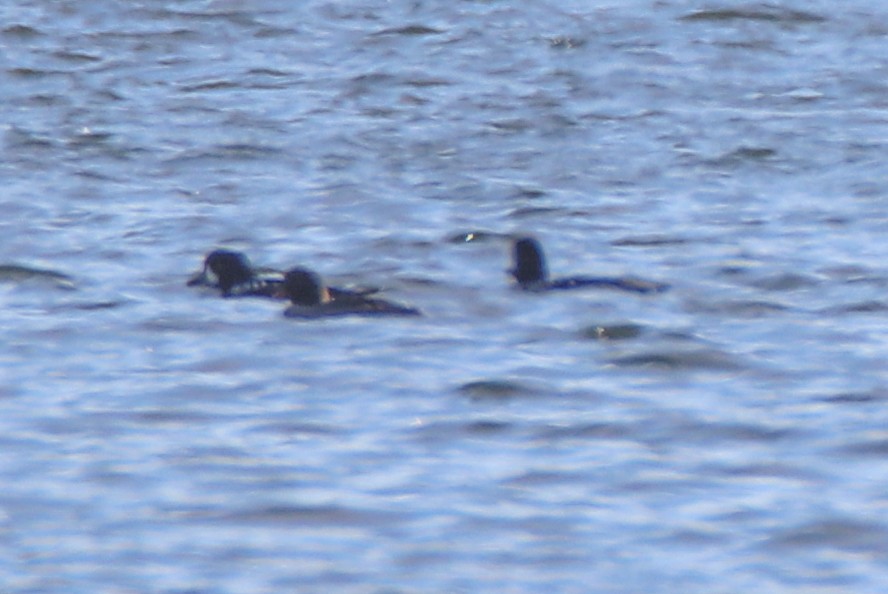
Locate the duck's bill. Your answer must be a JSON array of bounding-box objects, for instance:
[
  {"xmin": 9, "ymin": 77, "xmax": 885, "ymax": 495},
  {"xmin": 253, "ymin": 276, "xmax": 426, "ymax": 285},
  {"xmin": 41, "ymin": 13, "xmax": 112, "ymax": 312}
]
[{"xmin": 186, "ymin": 269, "xmax": 214, "ymax": 287}]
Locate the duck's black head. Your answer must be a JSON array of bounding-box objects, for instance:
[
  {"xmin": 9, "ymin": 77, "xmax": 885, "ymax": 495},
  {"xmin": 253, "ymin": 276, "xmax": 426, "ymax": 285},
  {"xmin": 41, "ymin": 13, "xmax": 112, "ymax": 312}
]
[
  {"xmin": 511, "ymin": 237, "xmax": 548, "ymax": 287},
  {"xmin": 282, "ymin": 267, "xmax": 330, "ymax": 306},
  {"xmin": 188, "ymin": 249, "xmax": 255, "ymax": 295}
]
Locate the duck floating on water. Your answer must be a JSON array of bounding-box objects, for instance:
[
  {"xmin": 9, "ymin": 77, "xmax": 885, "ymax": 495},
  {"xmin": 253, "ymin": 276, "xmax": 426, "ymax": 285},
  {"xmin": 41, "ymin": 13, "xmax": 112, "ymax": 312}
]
[
  {"xmin": 510, "ymin": 237, "xmax": 668, "ymax": 294},
  {"xmin": 281, "ymin": 267, "xmax": 420, "ymax": 318},
  {"xmin": 188, "ymin": 249, "xmax": 378, "ymax": 300},
  {"xmin": 187, "ymin": 249, "xmax": 282, "ymax": 297}
]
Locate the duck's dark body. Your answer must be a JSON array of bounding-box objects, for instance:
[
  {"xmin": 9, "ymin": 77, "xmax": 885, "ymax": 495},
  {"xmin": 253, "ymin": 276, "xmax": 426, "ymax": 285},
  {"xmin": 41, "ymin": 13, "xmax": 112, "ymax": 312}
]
[
  {"xmin": 281, "ymin": 267, "xmax": 420, "ymax": 319},
  {"xmin": 510, "ymin": 237, "xmax": 668, "ymax": 294}
]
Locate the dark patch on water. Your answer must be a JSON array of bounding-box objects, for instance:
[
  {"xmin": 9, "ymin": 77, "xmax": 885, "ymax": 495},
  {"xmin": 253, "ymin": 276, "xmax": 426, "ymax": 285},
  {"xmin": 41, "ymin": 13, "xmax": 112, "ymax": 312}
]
[
  {"xmin": 546, "ymin": 35, "xmax": 586, "ymax": 50},
  {"xmin": 749, "ymin": 272, "xmax": 819, "ymax": 291},
  {"xmin": 611, "ymin": 234, "xmax": 692, "ymax": 247},
  {"xmin": 680, "ymin": 8, "xmax": 826, "ymax": 25},
  {"xmin": 52, "ymin": 300, "xmax": 130, "ymax": 312},
  {"xmin": 0, "ymin": 264, "xmax": 76, "ymax": 289},
  {"xmin": 2, "ymin": 24, "xmax": 43, "ymax": 39},
  {"xmin": 250, "ymin": 421, "xmax": 340, "ymax": 437},
  {"xmin": 709, "ymin": 146, "xmax": 778, "ymax": 168},
  {"xmin": 509, "ymin": 206, "xmax": 565, "ymax": 218},
  {"xmin": 764, "ymin": 518, "xmax": 888, "ymax": 551},
  {"xmin": 457, "ymin": 379, "xmax": 535, "ymax": 401},
  {"xmin": 196, "ymin": 504, "xmax": 405, "ymax": 527},
  {"xmin": 411, "ymin": 419, "xmax": 515, "ymax": 443},
  {"xmin": 819, "ymin": 389, "xmax": 887, "ymax": 404},
  {"xmin": 579, "ymin": 322, "xmax": 645, "ymax": 341},
  {"xmin": 609, "ymin": 347, "xmax": 742, "ymax": 371},
  {"xmin": 820, "ymin": 300, "xmax": 888, "ymax": 315},
  {"xmin": 372, "ymin": 25, "xmax": 443, "ymax": 37},
  {"xmin": 838, "ymin": 437, "xmax": 888, "ymax": 456},
  {"xmin": 535, "ymin": 422, "xmax": 635, "ymax": 441},
  {"xmin": 685, "ymin": 298, "xmax": 790, "ymax": 317},
  {"xmin": 666, "ymin": 420, "xmax": 796, "ymax": 444}
]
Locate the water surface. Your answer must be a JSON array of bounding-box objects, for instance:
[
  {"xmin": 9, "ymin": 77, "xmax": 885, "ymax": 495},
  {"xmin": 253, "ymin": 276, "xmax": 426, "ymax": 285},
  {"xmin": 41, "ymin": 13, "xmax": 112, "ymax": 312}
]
[{"xmin": 3, "ymin": 1, "xmax": 888, "ymax": 592}]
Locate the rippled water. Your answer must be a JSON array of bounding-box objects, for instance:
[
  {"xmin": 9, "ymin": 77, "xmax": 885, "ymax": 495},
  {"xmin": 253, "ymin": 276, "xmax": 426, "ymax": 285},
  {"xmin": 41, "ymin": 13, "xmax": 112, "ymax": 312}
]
[{"xmin": 3, "ymin": 1, "xmax": 888, "ymax": 592}]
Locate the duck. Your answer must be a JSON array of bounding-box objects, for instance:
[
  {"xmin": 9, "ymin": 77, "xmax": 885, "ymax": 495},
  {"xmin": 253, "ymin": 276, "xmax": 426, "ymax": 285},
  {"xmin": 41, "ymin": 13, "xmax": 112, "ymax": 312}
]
[
  {"xmin": 187, "ymin": 249, "xmax": 283, "ymax": 297},
  {"xmin": 188, "ymin": 249, "xmax": 379, "ymax": 300},
  {"xmin": 510, "ymin": 237, "xmax": 668, "ymax": 293},
  {"xmin": 281, "ymin": 267, "xmax": 420, "ymax": 318}
]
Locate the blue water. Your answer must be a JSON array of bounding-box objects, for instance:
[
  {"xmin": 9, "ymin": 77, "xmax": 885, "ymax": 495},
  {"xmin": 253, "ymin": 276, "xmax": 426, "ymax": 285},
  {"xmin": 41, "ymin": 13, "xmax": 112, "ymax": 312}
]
[{"xmin": 3, "ymin": 1, "xmax": 888, "ymax": 592}]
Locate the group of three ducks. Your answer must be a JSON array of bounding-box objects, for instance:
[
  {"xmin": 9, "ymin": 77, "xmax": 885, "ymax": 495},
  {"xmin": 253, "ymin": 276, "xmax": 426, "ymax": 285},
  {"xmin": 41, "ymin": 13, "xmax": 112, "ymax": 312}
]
[{"xmin": 187, "ymin": 237, "xmax": 669, "ymax": 319}]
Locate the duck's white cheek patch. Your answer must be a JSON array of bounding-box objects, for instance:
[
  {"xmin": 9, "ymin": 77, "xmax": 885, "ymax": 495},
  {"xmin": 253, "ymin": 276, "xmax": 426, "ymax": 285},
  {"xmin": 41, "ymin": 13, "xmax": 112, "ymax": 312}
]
[{"xmin": 204, "ymin": 268, "xmax": 220, "ymax": 286}]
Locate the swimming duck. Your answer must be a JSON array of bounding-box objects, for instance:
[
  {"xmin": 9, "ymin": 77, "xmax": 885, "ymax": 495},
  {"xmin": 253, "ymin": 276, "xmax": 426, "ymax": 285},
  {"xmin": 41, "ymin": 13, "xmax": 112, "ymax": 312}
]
[
  {"xmin": 188, "ymin": 249, "xmax": 379, "ymax": 300},
  {"xmin": 510, "ymin": 237, "xmax": 668, "ymax": 293},
  {"xmin": 187, "ymin": 249, "xmax": 283, "ymax": 297},
  {"xmin": 281, "ymin": 267, "xmax": 420, "ymax": 318}
]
